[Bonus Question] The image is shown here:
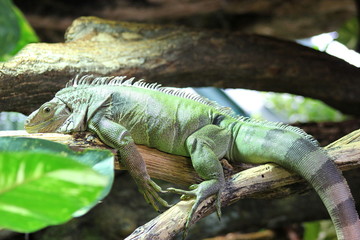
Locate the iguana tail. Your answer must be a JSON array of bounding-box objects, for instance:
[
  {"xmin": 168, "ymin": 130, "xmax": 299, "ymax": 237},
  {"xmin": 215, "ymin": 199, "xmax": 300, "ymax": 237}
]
[
  {"xmin": 229, "ymin": 124, "xmax": 360, "ymax": 240},
  {"xmin": 283, "ymin": 145, "xmax": 360, "ymax": 240}
]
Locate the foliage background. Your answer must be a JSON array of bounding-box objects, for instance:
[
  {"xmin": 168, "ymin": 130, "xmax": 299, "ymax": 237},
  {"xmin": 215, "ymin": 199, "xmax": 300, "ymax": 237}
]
[{"xmin": 1, "ymin": 0, "xmax": 359, "ymax": 239}]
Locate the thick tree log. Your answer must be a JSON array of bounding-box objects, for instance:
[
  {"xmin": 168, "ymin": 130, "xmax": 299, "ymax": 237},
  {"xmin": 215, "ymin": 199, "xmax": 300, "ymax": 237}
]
[
  {"xmin": 1, "ymin": 129, "xmax": 359, "ymax": 186},
  {"xmin": 1, "ymin": 129, "xmax": 359, "ymax": 239},
  {"xmin": 1, "ymin": 17, "xmax": 360, "ymax": 116},
  {"xmin": 14, "ymin": 0, "xmax": 355, "ymax": 41},
  {"xmin": 0, "ymin": 130, "xmax": 201, "ymax": 186}
]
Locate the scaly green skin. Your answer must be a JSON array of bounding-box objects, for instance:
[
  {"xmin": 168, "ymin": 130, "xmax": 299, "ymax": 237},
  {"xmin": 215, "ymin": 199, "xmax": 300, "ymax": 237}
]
[{"xmin": 25, "ymin": 76, "xmax": 360, "ymax": 240}]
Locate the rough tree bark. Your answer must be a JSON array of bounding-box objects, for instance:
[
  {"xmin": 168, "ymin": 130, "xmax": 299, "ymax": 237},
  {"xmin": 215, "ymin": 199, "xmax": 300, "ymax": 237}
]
[
  {"xmin": 1, "ymin": 17, "xmax": 360, "ymax": 116},
  {"xmin": 1, "ymin": 129, "xmax": 359, "ymax": 239},
  {"xmin": 13, "ymin": 0, "xmax": 356, "ymax": 42}
]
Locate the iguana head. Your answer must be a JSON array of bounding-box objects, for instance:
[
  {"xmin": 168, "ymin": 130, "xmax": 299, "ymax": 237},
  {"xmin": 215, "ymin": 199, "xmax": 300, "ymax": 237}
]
[{"xmin": 25, "ymin": 98, "xmax": 71, "ymax": 133}]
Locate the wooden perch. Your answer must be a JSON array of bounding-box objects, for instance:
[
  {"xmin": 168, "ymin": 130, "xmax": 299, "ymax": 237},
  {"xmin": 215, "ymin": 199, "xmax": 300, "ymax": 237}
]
[
  {"xmin": 16, "ymin": 0, "xmax": 357, "ymax": 41},
  {"xmin": 1, "ymin": 129, "xmax": 360, "ymax": 239},
  {"xmin": 0, "ymin": 130, "xmax": 201, "ymax": 186},
  {"xmin": 1, "ymin": 16, "xmax": 360, "ymax": 115},
  {"xmin": 125, "ymin": 130, "xmax": 360, "ymax": 240}
]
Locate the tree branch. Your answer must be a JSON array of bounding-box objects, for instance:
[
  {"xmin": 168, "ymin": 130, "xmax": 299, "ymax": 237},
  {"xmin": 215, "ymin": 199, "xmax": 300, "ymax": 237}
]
[
  {"xmin": 15, "ymin": 0, "xmax": 356, "ymax": 40},
  {"xmin": 125, "ymin": 129, "xmax": 360, "ymax": 240},
  {"xmin": 1, "ymin": 16, "xmax": 360, "ymax": 115},
  {"xmin": 0, "ymin": 130, "xmax": 201, "ymax": 186},
  {"xmin": 1, "ymin": 129, "xmax": 359, "ymax": 239}
]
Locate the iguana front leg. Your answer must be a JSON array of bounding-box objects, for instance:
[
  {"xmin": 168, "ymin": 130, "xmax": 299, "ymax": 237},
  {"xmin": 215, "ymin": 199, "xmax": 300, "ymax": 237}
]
[
  {"xmin": 167, "ymin": 125, "xmax": 231, "ymax": 238},
  {"xmin": 88, "ymin": 112, "xmax": 170, "ymax": 211}
]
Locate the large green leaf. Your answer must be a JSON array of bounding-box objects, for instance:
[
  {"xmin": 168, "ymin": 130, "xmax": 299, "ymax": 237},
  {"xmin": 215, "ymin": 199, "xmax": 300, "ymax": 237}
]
[{"xmin": 0, "ymin": 137, "xmax": 114, "ymax": 232}]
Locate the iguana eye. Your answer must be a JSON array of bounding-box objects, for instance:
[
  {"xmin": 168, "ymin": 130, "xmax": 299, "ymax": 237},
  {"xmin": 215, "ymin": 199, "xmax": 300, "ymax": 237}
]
[{"xmin": 43, "ymin": 107, "xmax": 51, "ymax": 113}]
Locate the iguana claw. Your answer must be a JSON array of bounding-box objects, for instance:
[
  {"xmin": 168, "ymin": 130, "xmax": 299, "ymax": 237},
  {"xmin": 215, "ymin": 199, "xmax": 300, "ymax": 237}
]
[
  {"xmin": 138, "ymin": 178, "xmax": 172, "ymax": 212},
  {"xmin": 167, "ymin": 179, "xmax": 223, "ymax": 239}
]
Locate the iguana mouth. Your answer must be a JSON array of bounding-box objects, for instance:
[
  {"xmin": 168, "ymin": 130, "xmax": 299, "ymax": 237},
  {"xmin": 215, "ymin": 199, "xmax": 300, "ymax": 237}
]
[
  {"xmin": 25, "ymin": 114, "xmax": 69, "ymax": 133},
  {"xmin": 24, "ymin": 119, "xmax": 54, "ymax": 133}
]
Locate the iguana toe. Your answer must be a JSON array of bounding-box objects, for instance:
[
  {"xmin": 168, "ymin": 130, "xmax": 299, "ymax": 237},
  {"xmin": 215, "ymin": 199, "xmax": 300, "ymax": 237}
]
[
  {"xmin": 140, "ymin": 179, "xmax": 172, "ymax": 211},
  {"xmin": 215, "ymin": 192, "xmax": 222, "ymax": 220},
  {"xmin": 167, "ymin": 179, "xmax": 224, "ymax": 239}
]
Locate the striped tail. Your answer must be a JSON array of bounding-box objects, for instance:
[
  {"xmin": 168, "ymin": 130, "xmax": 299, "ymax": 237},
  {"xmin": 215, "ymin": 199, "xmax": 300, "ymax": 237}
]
[
  {"xmin": 229, "ymin": 120, "xmax": 360, "ymax": 239},
  {"xmin": 279, "ymin": 138, "xmax": 360, "ymax": 240}
]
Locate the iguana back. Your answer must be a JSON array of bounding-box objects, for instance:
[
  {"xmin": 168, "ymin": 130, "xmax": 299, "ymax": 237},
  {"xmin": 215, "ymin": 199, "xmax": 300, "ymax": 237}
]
[{"xmin": 25, "ymin": 75, "xmax": 360, "ymax": 239}]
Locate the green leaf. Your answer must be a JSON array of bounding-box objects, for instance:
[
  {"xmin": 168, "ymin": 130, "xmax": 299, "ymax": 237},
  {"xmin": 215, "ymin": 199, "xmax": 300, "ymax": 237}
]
[
  {"xmin": 0, "ymin": 0, "xmax": 39, "ymax": 62},
  {"xmin": 0, "ymin": 0, "xmax": 20, "ymax": 57},
  {"xmin": 303, "ymin": 220, "xmax": 337, "ymax": 240},
  {"xmin": 10, "ymin": 5, "xmax": 39, "ymax": 53},
  {"xmin": 0, "ymin": 137, "xmax": 114, "ymax": 233},
  {"xmin": 264, "ymin": 93, "xmax": 347, "ymax": 123},
  {"xmin": 337, "ymin": 17, "xmax": 358, "ymax": 50},
  {"xmin": 303, "ymin": 221, "xmax": 321, "ymax": 240}
]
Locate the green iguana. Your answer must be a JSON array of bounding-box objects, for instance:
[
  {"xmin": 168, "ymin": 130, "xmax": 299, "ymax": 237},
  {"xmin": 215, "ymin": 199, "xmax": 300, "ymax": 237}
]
[{"xmin": 25, "ymin": 75, "xmax": 360, "ymax": 240}]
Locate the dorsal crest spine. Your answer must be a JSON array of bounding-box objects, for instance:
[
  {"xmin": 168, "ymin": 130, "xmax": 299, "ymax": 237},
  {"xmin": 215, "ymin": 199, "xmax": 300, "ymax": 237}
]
[
  {"xmin": 64, "ymin": 75, "xmax": 319, "ymax": 146},
  {"xmin": 65, "ymin": 75, "xmax": 235, "ymax": 116}
]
